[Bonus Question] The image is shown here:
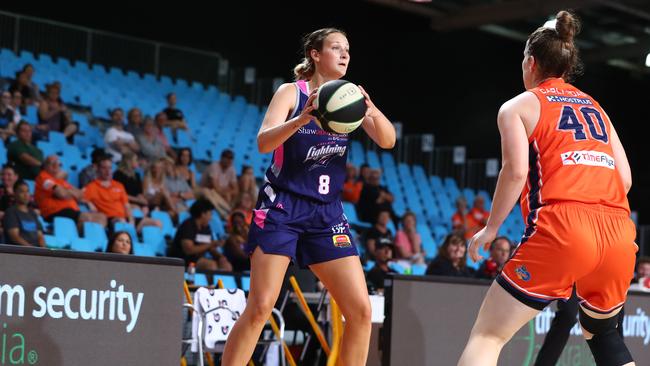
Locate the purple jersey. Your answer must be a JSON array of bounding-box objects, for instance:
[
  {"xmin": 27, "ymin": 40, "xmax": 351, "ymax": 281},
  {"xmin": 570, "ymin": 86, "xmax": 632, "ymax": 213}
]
[{"xmin": 265, "ymin": 80, "xmax": 350, "ymax": 203}]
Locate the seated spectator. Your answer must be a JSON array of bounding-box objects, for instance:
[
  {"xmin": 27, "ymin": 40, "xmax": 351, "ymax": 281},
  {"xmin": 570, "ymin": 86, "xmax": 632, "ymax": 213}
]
[
  {"xmin": 199, "ymin": 149, "xmax": 237, "ymax": 218},
  {"xmin": 35, "ymin": 155, "xmax": 107, "ymax": 229},
  {"xmin": 394, "ymin": 212, "xmax": 426, "ymax": 264},
  {"xmin": 175, "ymin": 148, "xmax": 196, "ymax": 191},
  {"xmin": 107, "ymin": 231, "xmax": 133, "ymax": 255},
  {"xmin": 342, "ymin": 163, "xmax": 363, "ymax": 204},
  {"xmin": 365, "ymin": 241, "xmax": 396, "ymax": 293},
  {"xmin": 20, "ymin": 64, "xmax": 41, "ymax": 102},
  {"xmin": 358, "ymin": 163, "xmax": 370, "ymax": 184},
  {"xmin": 164, "ymin": 157, "xmax": 194, "ymax": 214},
  {"xmin": 0, "ymin": 164, "xmax": 19, "ymax": 221},
  {"xmin": 2, "ymin": 180, "xmax": 44, "ymax": 247},
  {"xmin": 357, "ymin": 169, "xmax": 396, "ymax": 225},
  {"xmin": 143, "ymin": 158, "xmax": 176, "ymax": 216},
  {"xmin": 125, "ymin": 108, "xmax": 144, "ymax": 137},
  {"xmin": 237, "ymin": 165, "xmax": 258, "ymax": 203},
  {"xmin": 228, "ymin": 191, "xmax": 254, "ymax": 229},
  {"xmin": 78, "ymin": 148, "xmax": 109, "ymax": 188},
  {"xmin": 169, "ymin": 199, "xmax": 232, "ymax": 271},
  {"xmin": 465, "ymin": 195, "xmax": 490, "ymax": 239},
  {"xmin": 104, "ymin": 108, "xmax": 139, "ymax": 162},
  {"xmin": 223, "ymin": 211, "xmax": 251, "ymax": 272},
  {"xmin": 154, "ymin": 112, "xmax": 172, "ymax": 148},
  {"xmin": 634, "ymin": 257, "xmax": 650, "ymax": 283},
  {"xmin": 9, "ymin": 68, "xmax": 37, "ymax": 108},
  {"xmin": 476, "ymin": 237, "xmax": 512, "ymax": 280},
  {"xmin": 452, "ymin": 196, "xmax": 469, "ymax": 236},
  {"xmin": 137, "ymin": 116, "xmax": 170, "ymax": 161},
  {"xmin": 84, "ymin": 155, "xmax": 159, "ymax": 232},
  {"xmin": 162, "ymin": 92, "xmax": 188, "ymax": 131},
  {"xmin": 364, "ymin": 209, "xmax": 395, "ymax": 259},
  {"xmin": 10, "ymin": 91, "xmax": 23, "ymax": 123},
  {"xmin": 7, "ymin": 121, "xmax": 43, "ymax": 180},
  {"xmin": 113, "ymin": 152, "xmax": 149, "ymax": 216},
  {"xmin": 37, "ymin": 83, "xmax": 77, "ymax": 142},
  {"xmin": 426, "ymin": 233, "xmax": 475, "ymax": 277},
  {"xmin": 0, "ymin": 91, "xmax": 16, "ymax": 141}
]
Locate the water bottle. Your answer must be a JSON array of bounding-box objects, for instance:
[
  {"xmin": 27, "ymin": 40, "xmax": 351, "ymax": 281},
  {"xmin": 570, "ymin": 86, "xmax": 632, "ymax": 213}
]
[{"xmin": 187, "ymin": 262, "xmax": 196, "ymax": 284}]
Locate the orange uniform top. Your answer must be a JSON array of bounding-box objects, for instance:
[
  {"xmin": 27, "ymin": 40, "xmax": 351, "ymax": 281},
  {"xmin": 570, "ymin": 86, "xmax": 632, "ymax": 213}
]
[
  {"xmin": 521, "ymin": 78, "xmax": 629, "ymax": 224},
  {"xmin": 83, "ymin": 179, "xmax": 129, "ymax": 219},
  {"xmin": 34, "ymin": 170, "xmax": 79, "ymax": 218}
]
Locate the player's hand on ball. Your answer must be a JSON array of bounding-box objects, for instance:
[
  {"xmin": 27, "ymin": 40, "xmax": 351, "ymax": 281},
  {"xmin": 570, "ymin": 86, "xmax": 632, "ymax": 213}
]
[
  {"xmin": 298, "ymin": 90, "xmax": 318, "ymax": 126},
  {"xmin": 358, "ymin": 85, "xmax": 378, "ymax": 119},
  {"xmin": 468, "ymin": 226, "xmax": 497, "ymax": 263}
]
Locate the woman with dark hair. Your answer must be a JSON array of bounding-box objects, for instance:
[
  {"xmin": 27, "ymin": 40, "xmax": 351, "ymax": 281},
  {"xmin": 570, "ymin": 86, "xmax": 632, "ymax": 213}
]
[
  {"xmin": 107, "ymin": 231, "xmax": 133, "ymax": 255},
  {"xmin": 459, "ymin": 11, "xmax": 636, "ymax": 365},
  {"xmin": 237, "ymin": 165, "xmax": 258, "ymax": 203},
  {"xmin": 426, "ymin": 233, "xmax": 473, "ymax": 277},
  {"xmin": 175, "ymin": 148, "xmax": 196, "ymax": 190}
]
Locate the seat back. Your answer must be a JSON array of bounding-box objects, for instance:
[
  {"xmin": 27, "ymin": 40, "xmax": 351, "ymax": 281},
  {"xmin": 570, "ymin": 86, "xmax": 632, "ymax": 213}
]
[{"xmin": 191, "ymin": 288, "xmax": 246, "ymax": 352}]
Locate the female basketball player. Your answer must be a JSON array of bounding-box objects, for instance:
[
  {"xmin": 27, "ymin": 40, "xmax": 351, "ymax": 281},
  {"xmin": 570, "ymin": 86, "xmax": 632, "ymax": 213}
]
[
  {"xmin": 222, "ymin": 28, "xmax": 395, "ymax": 366},
  {"xmin": 459, "ymin": 11, "xmax": 636, "ymax": 366}
]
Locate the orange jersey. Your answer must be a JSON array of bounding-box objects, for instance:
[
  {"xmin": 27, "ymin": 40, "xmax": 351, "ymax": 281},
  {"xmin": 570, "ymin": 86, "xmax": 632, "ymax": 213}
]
[
  {"xmin": 521, "ymin": 78, "xmax": 629, "ymax": 230},
  {"xmin": 35, "ymin": 170, "xmax": 79, "ymax": 218}
]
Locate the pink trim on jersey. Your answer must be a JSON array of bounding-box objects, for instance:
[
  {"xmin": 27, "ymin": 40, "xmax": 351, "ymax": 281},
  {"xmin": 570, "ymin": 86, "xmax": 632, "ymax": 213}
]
[
  {"xmin": 272, "ymin": 144, "xmax": 284, "ymax": 174},
  {"xmin": 296, "ymin": 79, "xmax": 308, "ymax": 94},
  {"xmin": 253, "ymin": 209, "xmax": 269, "ymax": 229}
]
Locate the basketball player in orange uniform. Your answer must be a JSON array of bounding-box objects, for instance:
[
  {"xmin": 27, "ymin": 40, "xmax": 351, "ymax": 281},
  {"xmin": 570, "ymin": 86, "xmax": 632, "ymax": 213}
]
[{"xmin": 458, "ymin": 10, "xmax": 636, "ymax": 366}]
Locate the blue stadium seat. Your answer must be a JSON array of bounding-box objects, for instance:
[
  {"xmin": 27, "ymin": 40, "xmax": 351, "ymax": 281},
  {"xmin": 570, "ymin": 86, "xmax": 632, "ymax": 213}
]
[
  {"xmin": 241, "ymin": 276, "xmax": 251, "ymax": 292},
  {"xmin": 342, "ymin": 202, "xmax": 371, "ymax": 229},
  {"xmin": 214, "ymin": 274, "xmax": 237, "ymax": 289},
  {"xmin": 83, "ymin": 222, "xmax": 108, "ymax": 252},
  {"xmin": 192, "ymin": 273, "xmax": 209, "ymax": 287},
  {"xmin": 113, "ymin": 221, "xmax": 139, "ymax": 244},
  {"xmin": 142, "ymin": 225, "xmax": 166, "ymax": 256},
  {"xmin": 411, "ymin": 264, "xmax": 427, "ymax": 276},
  {"xmin": 70, "ymin": 237, "xmax": 99, "ymax": 252},
  {"xmin": 151, "ymin": 210, "xmax": 175, "ymax": 238},
  {"xmin": 44, "ymin": 234, "xmax": 67, "ymax": 249},
  {"xmin": 54, "ymin": 216, "xmax": 78, "ymax": 246},
  {"xmin": 132, "ymin": 243, "xmax": 157, "ymax": 257}
]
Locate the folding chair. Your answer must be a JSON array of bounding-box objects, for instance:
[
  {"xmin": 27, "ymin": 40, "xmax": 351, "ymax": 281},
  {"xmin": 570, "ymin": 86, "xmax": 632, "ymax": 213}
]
[{"xmin": 183, "ymin": 287, "xmax": 288, "ymax": 366}]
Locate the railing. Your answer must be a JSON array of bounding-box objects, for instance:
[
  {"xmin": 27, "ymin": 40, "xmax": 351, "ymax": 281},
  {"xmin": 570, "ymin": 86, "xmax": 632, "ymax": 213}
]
[{"xmin": 0, "ymin": 10, "xmax": 229, "ymax": 89}]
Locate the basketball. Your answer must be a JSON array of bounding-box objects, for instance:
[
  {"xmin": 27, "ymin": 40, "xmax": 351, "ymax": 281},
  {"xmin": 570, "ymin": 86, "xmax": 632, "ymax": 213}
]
[{"xmin": 311, "ymin": 79, "xmax": 367, "ymax": 134}]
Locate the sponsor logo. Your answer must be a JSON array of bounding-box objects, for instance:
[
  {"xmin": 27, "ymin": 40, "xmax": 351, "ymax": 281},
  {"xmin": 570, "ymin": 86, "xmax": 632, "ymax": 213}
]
[
  {"xmin": 515, "ymin": 265, "xmax": 531, "ymax": 282},
  {"xmin": 332, "ymin": 235, "xmax": 352, "ymax": 248},
  {"xmin": 561, "ymin": 150, "xmax": 615, "ymax": 169},
  {"xmin": 545, "ymin": 95, "xmax": 593, "ymax": 105},
  {"xmin": 304, "ymin": 144, "xmax": 347, "ymax": 170},
  {"xmin": 1, "ymin": 323, "xmax": 39, "ymax": 364}
]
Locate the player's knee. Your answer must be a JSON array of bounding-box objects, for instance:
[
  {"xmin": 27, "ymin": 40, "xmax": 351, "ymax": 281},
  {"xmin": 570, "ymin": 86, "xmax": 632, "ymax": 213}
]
[
  {"xmin": 247, "ymin": 296, "xmax": 275, "ymax": 325},
  {"xmin": 579, "ymin": 308, "xmax": 633, "ymax": 365},
  {"xmin": 342, "ymin": 299, "xmax": 372, "ymax": 326}
]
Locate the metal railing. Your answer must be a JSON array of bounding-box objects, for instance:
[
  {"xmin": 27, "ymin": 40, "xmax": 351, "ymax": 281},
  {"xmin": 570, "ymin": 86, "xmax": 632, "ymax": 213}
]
[{"xmin": 0, "ymin": 10, "xmax": 228, "ymax": 89}]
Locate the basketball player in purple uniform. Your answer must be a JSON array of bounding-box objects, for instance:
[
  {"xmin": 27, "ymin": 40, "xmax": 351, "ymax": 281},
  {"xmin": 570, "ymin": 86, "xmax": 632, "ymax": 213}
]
[{"xmin": 221, "ymin": 28, "xmax": 395, "ymax": 365}]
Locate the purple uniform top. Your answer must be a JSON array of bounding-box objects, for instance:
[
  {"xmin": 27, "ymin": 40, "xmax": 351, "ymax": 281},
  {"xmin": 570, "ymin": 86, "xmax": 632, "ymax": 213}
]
[{"xmin": 265, "ymin": 80, "xmax": 350, "ymax": 203}]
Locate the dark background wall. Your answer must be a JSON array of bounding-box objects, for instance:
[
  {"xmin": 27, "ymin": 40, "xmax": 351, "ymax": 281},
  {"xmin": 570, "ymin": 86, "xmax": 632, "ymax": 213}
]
[{"xmin": 2, "ymin": 1, "xmax": 647, "ymax": 222}]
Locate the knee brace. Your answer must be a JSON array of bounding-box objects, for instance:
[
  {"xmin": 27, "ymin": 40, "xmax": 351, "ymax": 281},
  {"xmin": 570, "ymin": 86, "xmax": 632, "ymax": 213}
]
[{"xmin": 579, "ymin": 307, "xmax": 632, "ymax": 366}]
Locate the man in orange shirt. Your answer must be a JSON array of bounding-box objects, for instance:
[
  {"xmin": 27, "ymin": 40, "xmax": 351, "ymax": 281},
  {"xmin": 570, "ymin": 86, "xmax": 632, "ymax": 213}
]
[
  {"xmin": 342, "ymin": 163, "xmax": 363, "ymax": 204},
  {"xmin": 35, "ymin": 155, "xmax": 106, "ymax": 229},
  {"xmin": 465, "ymin": 195, "xmax": 489, "ymax": 239},
  {"xmin": 84, "ymin": 155, "xmax": 159, "ymax": 232}
]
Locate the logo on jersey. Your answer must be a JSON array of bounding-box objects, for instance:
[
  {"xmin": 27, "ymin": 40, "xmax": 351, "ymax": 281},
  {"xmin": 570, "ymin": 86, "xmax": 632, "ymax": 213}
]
[
  {"xmin": 561, "ymin": 150, "xmax": 615, "ymax": 170},
  {"xmin": 304, "ymin": 144, "xmax": 347, "ymax": 170},
  {"xmin": 332, "ymin": 235, "xmax": 352, "ymax": 248},
  {"xmin": 545, "ymin": 95, "xmax": 593, "ymax": 105},
  {"xmin": 515, "ymin": 265, "xmax": 531, "ymax": 282}
]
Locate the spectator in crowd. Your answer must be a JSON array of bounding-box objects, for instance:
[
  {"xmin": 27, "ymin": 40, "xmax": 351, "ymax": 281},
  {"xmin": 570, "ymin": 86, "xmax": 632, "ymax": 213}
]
[
  {"xmin": 358, "ymin": 163, "xmax": 371, "ymax": 184},
  {"xmin": 2, "ymin": 180, "xmax": 44, "ymax": 247},
  {"xmin": 143, "ymin": 158, "xmax": 175, "ymax": 216},
  {"xmin": 199, "ymin": 149, "xmax": 237, "ymax": 218},
  {"xmin": 223, "ymin": 210, "xmax": 251, "ymax": 272},
  {"xmin": 634, "ymin": 257, "xmax": 650, "ymax": 282},
  {"xmin": 125, "ymin": 108, "xmax": 144, "ymax": 137},
  {"xmin": 426, "ymin": 233, "xmax": 474, "ymax": 277},
  {"xmin": 9, "ymin": 91, "xmax": 23, "ymax": 123},
  {"xmin": 357, "ymin": 168, "xmax": 396, "ymax": 225},
  {"xmin": 35, "ymin": 155, "xmax": 107, "ymax": 229},
  {"xmin": 78, "ymin": 148, "xmax": 109, "ymax": 188},
  {"xmin": 154, "ymin": 112, "xmax": 172, "ymax": 148},
  {"xmin": 365, "ymin": 241, "xmax": 396, "ymax": 293},
  {"xmin": 104, "ymin": 107, "xmax": 139, "ymax": 162},
  {"xmin": 164, "ymin": 157, "xmax": 194, "ymax": 214},
  {"xmin": 0, "ymin": 91, "xmax": 16, "ymax": 142},
  {"xmin": 137, "ymin": 116, "xmax": 169, "ymax": 162},
  {"xmin": 0, "ymin": 164, "xmax": 19, "ymax": 221},
  {"xmin": 465, "ymin": 195, "xmax": 490, "ymax": 239},
  {"xmin": 394, "ymin": 211, "xmax": 426, "ymax": 265},
  {"xmin": 113, "ymin": 152, "xmax": 149, "ymax": 217},
  {"xmin": 106, "ymin": 231, "xmax": 133, "ymax": 255},
  {"xmin": 342, "ymin": 163, "xmax": 363, "ymax": 204},
  {"xmin": 84, "ymin": 155, "xmax": 159, "ymax": 232},
  {"xmin": 37, "ymin": 83, "xmax": 77, "ymax": 142},
  {"xmin": 7, "ymin": 121, "xmax": 43, "ymax": 180},
  {"xmin": 452, "ymin": 196, "xmax": 469, "ymax": 236},
  {"xmin": 229, "ymin": 191, "xmax": 254, "ymax": 230},
  {"xmin": 175, "ymin": 148, "xmax": 196, "ymax": 191},
  {"xmin": 237, "ymin": 165, "xmax": 258, "ymax": 203},
  {"xmin": 9, "ymin": 68, "xmax": 36, "ymax": 108},
  {"xmin": 364, "ymin": 209, "xmax": 395, "ymax": 259},
  {"xmin": 19, "ymin": 64, "xmax": 41, "ymax": 102},
  {"xmin": 169, "ymin": 199, "xmax": 232, "ymax": 271},
  {"xmin": 476, "ymin": 237, "xmax": 512, "ymax": 280},
  {"xmin": 162, "ymin": 92, "xmax": 188, "ymax": 131}
]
